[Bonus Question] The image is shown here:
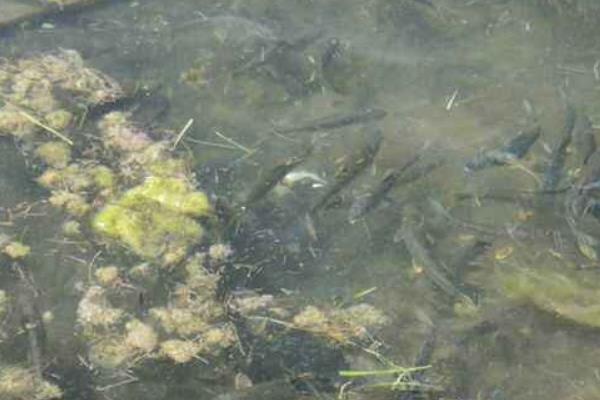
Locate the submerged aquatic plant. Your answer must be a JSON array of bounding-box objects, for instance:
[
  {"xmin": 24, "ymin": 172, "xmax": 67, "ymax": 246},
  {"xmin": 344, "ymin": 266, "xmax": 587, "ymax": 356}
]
[
  {"xmin": 0, "ymin": 366, "xmax": 62, "ymax": 400},
  {"xmin": 93, "ymin": 176, "xmax": 212, "ymax": 265},
  {"xmin": 0, "ymin": 48, "xmax": 398, "ymax": 400},
  {"xmin": 2, "ymin": 241, "xmax": 31, "ymax": 259},
  {"xmin": 290, "ymin": 303, "xmax": 388, "ymax": 343},
  {"xmin": 500, "ymin": 267, "xmax": 600, "ymax": 329}
]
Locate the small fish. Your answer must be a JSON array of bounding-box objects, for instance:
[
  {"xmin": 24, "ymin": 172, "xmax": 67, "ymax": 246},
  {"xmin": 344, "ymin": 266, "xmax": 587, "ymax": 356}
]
[
  {"xmin": 465, "ymin": 126, "xmax": 541, "ymax": 173},
  {"xmin": 573, "ymin": 114, "xmax": 596, "ymax": 166},
  {"xmin": 542, "ymin": 104, "xmax": 576, "ymax": 190},
  {"xmin": 311, "ymin": 128, "xmax": 383, "ymax": 213},
  {"xmin": 348, "ymin": 151, "xmax": 425, "ymax": 223},
  {"xmin": 245, "ymin": 146, "xmax": 312, "ymax": 205},
  {"xmin": 275, "ymin": 108, "xmax": 387, "ymax": 134},
  {"xmin": 399, "ymin": 211, "xmax": 464, "ymax": 299},
  {"xmin": 212, "ymin": 379, "xmax": 297, "ymax": 400},
  {"xmin": 398, "ymin": 325, "xmax": 437, "ymax": 400},
  {"xmin": 14, "ymin": 263, "xmax": 46, "ymax": 380},
  {"xmin": 450, "ymin": 239, "xmax": 491, "ymax": 285},
  {"xmin": 566, "ymin": 209, "xmax": 600, "ymax": 261},
  {"xmin": 234, "ymin": 29, "xmax": 322, "ymax": 75},
  {"xmin": 321, "ymin": 37, "xmax": 344, "ymax": 73},
  {"xmin": 281, "ymin": 170, "xmax": 327, "ymax": 187}
]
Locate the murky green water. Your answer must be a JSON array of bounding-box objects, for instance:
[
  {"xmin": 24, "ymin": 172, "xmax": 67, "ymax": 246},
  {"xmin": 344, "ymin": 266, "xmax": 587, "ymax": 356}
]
[{"xmin": 2, "ymin": 1, "xmax": 600, "ymax": 399}]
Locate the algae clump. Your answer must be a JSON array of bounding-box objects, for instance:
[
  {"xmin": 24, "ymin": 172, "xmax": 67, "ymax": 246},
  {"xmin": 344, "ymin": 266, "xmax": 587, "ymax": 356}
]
[
  {"xmin": 93, "ymin": 176, "xmax": 212, "ymax": 265},
  {"xmin": 500, "ymin": 267, "xmax": 600, "ymax": 329}
]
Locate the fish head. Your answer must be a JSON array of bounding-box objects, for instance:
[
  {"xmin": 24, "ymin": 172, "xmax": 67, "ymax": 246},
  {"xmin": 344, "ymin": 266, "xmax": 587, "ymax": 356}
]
[{"xmin": 348, "ymin": 195, "xmax": 371, "ymax": 224}]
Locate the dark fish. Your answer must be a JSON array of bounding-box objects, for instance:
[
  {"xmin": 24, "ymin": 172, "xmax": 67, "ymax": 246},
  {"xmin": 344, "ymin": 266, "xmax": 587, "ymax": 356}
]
[
  {"xmin": 320, "ymin": 37, "xmax": 350, "ymax": 93},
  {"xmin": 465, "ymin": 126, "xmax": 541, "ymax": 173},
  {"xmin": 311, "ymin": 129, "xmax": 383, "ymax": 213},
  {"xmin": 397, "ymin": 325, "xmax": 437, "ymax": 400},
  {"xmin": 82, "ymin": 83, "xmax": 163, "ymax": 122},
  {"xmin": 212, "ymin": 379, "xmax": 297, "ymax": 400},
  {"xmin": 129, "ymin": 92, "xmax": 171, "ymax": 128},
  {"xmin": 348, "ymin": 151, "xmax": 425, "ymax": 223},
  {"xmin": 348, "ymin": 170, "xmax": 402, "ymax": 223},
  {"xmin": 579, "ymin": 150, "xmax": 600, "ymax": 192},
  {"xmin": 395, "ymin": 160, "xmax": 442, "ymax": 187},
  {"xmin": 275, "ymin": 108, "xmax": 387, "ymax": 134},
  {"xmin": 542, "ymin": 104, "xmax": 576, "ymax": 190},
  {"xmin": 399, "ymin": 212, "xmax": 464, "ymax": 299},
  {"xmin": 321, "ymin": 38, "xmax": 344, "ymax": 74},
  {"xmin": 413, "ymin": 326, "xmax": 436, "ymax": 374},
  {"xmin": 451, "ymin": 240, "xmax": 491, "ymax": 285},
  {"xmin": 573, "ymin": 114, "xmax": 596, "ymax": 166},
  {"xmin": 14, "ymin": 263, "xmax": 46, "ymax": 380},
  {"xmin": 453, "ymin": 187, "xmax": 570, "ymax": 205},
  {"xmin": 413, "ymin": 0, "xmax": 436, "ymax": 8},
  {"xmin": 234, "ymin": 29, "xmax": 322, "ymax": 75},
  {"xmin": 245, "ymin": 146, "xmax": 312, "ymax": 205}
]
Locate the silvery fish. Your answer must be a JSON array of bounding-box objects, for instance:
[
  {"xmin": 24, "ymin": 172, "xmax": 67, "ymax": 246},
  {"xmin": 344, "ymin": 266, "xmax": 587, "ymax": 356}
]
[
  {"xmin": 281, "ymin": 170, "xmax": 327, "ymax": 187},
  {"xmin": 465, "ymin": 126, "xmax": 541, "ymax": 173}
]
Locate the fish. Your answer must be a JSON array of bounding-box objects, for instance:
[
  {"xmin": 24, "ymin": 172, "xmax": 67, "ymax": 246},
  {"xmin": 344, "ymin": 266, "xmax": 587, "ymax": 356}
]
[
  {"xmin": 245, "ymin": 146, "xmax": 312, "ymax": 205},
  {"xmin": 578, "ymin": 150, "xmax": 600, "ymax": 192},
  {"xmin": 348, "ymin": 151, "xmax": 425, "ymax": 223},
  {"xmin": 234, "ymin": 29, "xmax": 322, "ymax": 76},
  {"xmin": 542, "ymin": 104, "xmax": 576, "ymax": 190},
  {"xmin": 573, "ymin": 114, "xmax": 596, "ymax": 166},
  {"xmin": 465, "ymin": 126, "xmax": 541, "ymax": 173},
  {"xmin": 399, "ymin": 211, "xmax": 464, "ymax": 299},
  {"xmin": 274, "ymin": 108, "xmax": 387, "ymax": 134},
  {"xmin": 14, "ymin": 263, "xmax": 46, "ymax": 380},
  {"xmin": 311, "ymin": 128, "xmax": 383, "ymax": 213},
  {"xmin": 321, "ymin": 38, "xmax": 344, "ymax": 75},
  {"xmin": 212, "ymin": 379, "xmax": 297, "ymax": 400},
  {"xmin": 450, "ymin": 239, "xmax": 492, "ymax": 285},
  {"xmin": 281, "ymin": 170, "xmax": 327, "ymax": 187},
  {"xmin": 397, "ymin": 325, "xmax": 437, "ymax": 400}
]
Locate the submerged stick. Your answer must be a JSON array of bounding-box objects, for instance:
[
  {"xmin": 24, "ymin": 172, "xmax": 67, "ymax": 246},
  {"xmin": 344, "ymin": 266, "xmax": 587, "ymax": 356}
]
[
  {"xmin": 19, "ymin": 110, "xmax": 73, "ymax": 145},
  {"xmin": 171, "ymin": 118, "xmax": 194, "ymax": 150}
]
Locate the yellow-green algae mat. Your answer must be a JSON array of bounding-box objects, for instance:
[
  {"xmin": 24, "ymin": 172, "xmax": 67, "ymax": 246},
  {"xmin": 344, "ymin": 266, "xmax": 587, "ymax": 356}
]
[
  {"xmin": 93, "ymin": 176, "xmax": 213, "ymax": 265},
  {"xmin": 498, "ymin": 261, "xmax": 600, "ymax": 329}
]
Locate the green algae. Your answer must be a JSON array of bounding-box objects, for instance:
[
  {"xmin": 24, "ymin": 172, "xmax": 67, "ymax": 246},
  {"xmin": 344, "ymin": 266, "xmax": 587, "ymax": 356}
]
[
  {"xmin": 118, "ymin": 176, "xmax": 212, "ymax": 217},
  {"xmin": 500, "ymin": 267, "xmax": 600, "ymax": 329},
  {"xmin": 2, "ymin": 241, "xmax": 31, "ymax": 259},
  {"xmin": 90, "ymin": 165, "xmax": 116, "ymax": 190},
  {"xmin": 34, "ymin": 141, "xmax": 71, "ymax": 168},
  {"xmin": 93, "ymin": 176, "xmax": 212, "ymax": 264}
]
